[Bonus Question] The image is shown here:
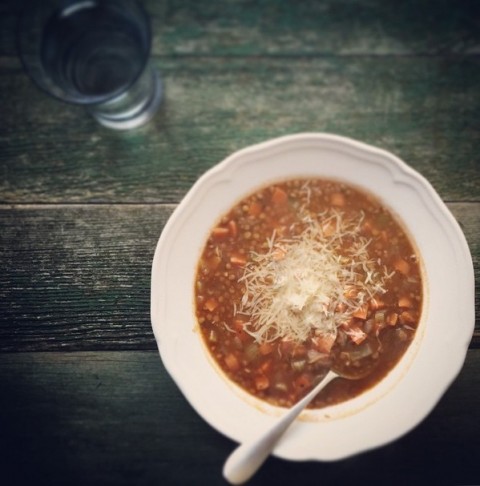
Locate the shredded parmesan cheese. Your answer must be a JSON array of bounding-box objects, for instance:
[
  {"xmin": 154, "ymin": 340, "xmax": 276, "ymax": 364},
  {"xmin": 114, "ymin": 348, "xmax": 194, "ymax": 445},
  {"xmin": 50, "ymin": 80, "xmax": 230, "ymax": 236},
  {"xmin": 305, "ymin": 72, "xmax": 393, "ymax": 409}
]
[{"xmin": 239, "ymin": 210, "xmax": 390, "ymax": 344}]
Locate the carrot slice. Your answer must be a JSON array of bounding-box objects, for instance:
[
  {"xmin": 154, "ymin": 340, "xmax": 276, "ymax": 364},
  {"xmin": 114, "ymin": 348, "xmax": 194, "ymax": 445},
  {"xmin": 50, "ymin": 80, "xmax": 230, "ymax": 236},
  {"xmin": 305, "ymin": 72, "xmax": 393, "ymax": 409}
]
[
  {"xmin": 387, "ymin": 313, "xmax": 398, "ymax": 326},
  {"xmin": 203, "ymin": 298, "xmax": 218, "ymax": 312},
  {"xmin": 248, "ymin": 201, "xmax": 262, "ymax": 217},
  {"xmin": 272, "ymin": 247, "xmax": 287, "ymax": 261},
  {"xmin": 343, "ymin": 323, "xmax": 367, "ymax": 344},
  {"xmin": 212, "ymin": 226, "xmax": 229, "ymax": 238},
  {"xmin": 370, "ymin": 297, "xmax": 386, "ymax": 310},
  {"xmin": 331, "ymin": 192, "xmax": 346, "ymax": 206},
  {"xmin": 322, "ymin": 221, "xmax": 336, "ymax": 237},
  {"xmin": 399, "ymin": 311, "xmax": 416, "ymax": 324},
  {"xmin": 259, "ymin": 342, "xmax": 274, "ymax": 355},
  {"xmin": 398, "ymin": 296, "xmax": 413, "ymax": 308},
  {"xmin": 271, "ymin": 187, "xmax": 288, "ymax": 205},
  {"xmin": 313, "ymin": 333, "xmax": 336, "ymax": 354},
  {"xmin": 259, "ymin": 359, "xmax": 273, "ymax": 374},
  {"xmin": 394, "ymin": 258, "xmax": 411, "ymax": 275},
  {"xmin": 228, "ymin": 220, "xmax": 238, "ymax": 238},
  {"xmin": 206, "ymin": 255, "xmax": 222, "ymax": 271},
  {"xmin": 230, "ymin": 253, "xmax": 247, "ymax": 266},
  {"xmin": 255, "ymin": 375, "xmax": 270, "ymax": 390},
  {"xmin": 362, "ymin": 219, "xmax": 374, "ymax": 233},
  {"xmin": 295, "ymin": 374, "xmax": 312, "ymax": 390},
  {"xmin": 225, "ymin": 353, "xmax": 240, "ymax": 371},
  {"xmin": 233, "ymin": 319, "xmax": 250, "ymax": 342},
  {"xmin": 233, "ymin": 319, "xmax": 245, "ymax": 332},
  {"xmin": 352, "ymin": 304, "xmax": 369, "ymax": 320}
]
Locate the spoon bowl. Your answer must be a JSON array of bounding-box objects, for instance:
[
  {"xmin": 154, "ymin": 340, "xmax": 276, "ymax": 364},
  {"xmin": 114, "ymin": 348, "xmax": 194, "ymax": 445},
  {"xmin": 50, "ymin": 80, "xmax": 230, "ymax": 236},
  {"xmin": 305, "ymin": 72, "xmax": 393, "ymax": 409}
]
[{"xmin": 223, "ymin": 363, "xmax": 372, "ymax": 485}]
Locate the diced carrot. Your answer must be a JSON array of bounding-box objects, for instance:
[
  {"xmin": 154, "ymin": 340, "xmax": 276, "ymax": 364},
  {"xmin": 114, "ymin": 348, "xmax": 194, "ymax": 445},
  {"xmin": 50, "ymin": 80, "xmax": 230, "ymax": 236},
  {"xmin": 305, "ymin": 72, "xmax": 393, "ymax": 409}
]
[
  {"xmin": 344, "ymin": 287, "xmax": 358, "ymax": 299},
  {"xmin": 206, "ymin": 255, "xmax": 222, "ymax": 271},
  {"xmin": 295, "ymin": 373, "xmax": 312, "ymax": 390},
  {"xmin": 255, "ymin": 375, "xmax": 270, "ymax": 391},
  {"xmin": 387, "ymin": 313, "xmax": 398, "ymax": 326},
  {"xmin": 271, "ymin": 187, "xmax": 288, "ymax": 205},
  {"xmin": 352, "ymin": 304, "xmax": 369, "ymax": 320},
  {"xmin": 398, "ymin": 296, "xmax": 413, "ymax": 308},
  {"xmin": 331, "ymin": 192, "xmax": 346, "ymax": 207},
  {"xmin": 233, "ymin": 319, "xmax": 250, "ymax": 342},
  {"xmin": 336, "ymin": 302, "xmax": 347, "ymax": 313},
  {"xmin": 233, "ymin": 319, "xmax": 245, "ymax": 332},
  {"xmin": 313, "ymin": 333, "xmax": 336, "ymax": 354},
  {"xmin": 259, "ymin": 359, "xmax": 273, "ymax": 374},
  {"xmin": 259, "ymin": 342, "xmax": 274, "ymax": 355},
  {"xmin": 275, "ymin": 226, "xmax": 286, "ymax": 238},
  {"xmin": 204, "ymin": 298, "xmax": 218, "ymax": 312},
  {"xmin": 341, "ymin": 317, "xmax": 354, "ymax": 328},
  {"xmin": 322, "ymin": 221, "xmax": 335, "ymax": 237},
  {"xmin": 279, "ymin": 340, "xmax": 294, "ymax": 355},
  {"xmin": 362, "ymin": 219, "xmax": 374, "ymax": 233},
  {"xmin": 272, "ymin": 247, "xmax": 287, "ymax": 261},
  {"xmin": 225, "ymin": 353, "xmax": 240, "ymax": 371},
  {"xmin": 370, "ymin": 297, "xmax": 386, "ymax": 310},
  {"xmin": 228, "ymin": 220, "xmax": 238, "ymax": 238},
  {"xmin": 212, "ymin": 226, "xmax": 230, "ymax": 238},
  {"xmin": 248, "ymin": 201, "xmax": 262, "ymax": 217},
  {"xmin": 230, "ymin": 252, "xmax": 247, "ymax": 266},
  {"xmin": 343, "ymin": 323, "xmax": 367, "ymax": 344},
  {"xmin": 399, "ymin": 311, "xmax": 416, "ymax": 324},
  {"xmin": 394, "ymin": 258, "xmax": 411, "ymax": 275}
]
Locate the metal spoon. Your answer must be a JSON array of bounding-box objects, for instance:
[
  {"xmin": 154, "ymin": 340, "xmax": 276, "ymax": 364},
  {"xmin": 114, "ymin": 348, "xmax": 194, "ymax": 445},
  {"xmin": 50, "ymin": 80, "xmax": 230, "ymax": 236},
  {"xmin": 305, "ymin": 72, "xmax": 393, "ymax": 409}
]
[{"xmin": 223, "ymin": 364, "xmax": 371, "ymax": 485}]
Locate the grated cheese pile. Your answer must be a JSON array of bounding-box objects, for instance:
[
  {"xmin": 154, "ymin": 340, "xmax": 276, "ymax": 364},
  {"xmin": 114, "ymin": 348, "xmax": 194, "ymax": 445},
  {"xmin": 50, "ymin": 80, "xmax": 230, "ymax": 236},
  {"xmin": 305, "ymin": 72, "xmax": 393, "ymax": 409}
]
[{"xmin": 238, "ymin": 210, "xmax": 390, "ymax": 343}]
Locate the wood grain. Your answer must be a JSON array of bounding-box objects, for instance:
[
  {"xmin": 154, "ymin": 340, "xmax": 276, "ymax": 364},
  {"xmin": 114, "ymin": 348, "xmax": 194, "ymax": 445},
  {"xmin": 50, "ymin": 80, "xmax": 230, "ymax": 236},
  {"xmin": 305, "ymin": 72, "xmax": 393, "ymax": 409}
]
[
  {"xmin": 0, "ymin": 349, "xmax": 479, "ymax": 486},
  {"xmin": 1, "ymin": 56, "xmax": 479, "ymax": 204},
  {"xmin": 0, "ymin": 204, "xmax": 172, "ymax": 351},
  {"xmin": 0, "ymin": 203, "xmax": 478, "ymax": 352},
  {"xmin": 3, "ymin": 0, "xmax": 479, "ymax": 57}
]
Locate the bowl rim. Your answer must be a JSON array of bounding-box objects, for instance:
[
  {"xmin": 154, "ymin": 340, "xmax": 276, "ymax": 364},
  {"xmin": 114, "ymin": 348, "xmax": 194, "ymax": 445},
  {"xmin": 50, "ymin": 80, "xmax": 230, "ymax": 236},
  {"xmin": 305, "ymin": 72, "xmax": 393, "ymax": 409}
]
[{"xmin": 151, "ymin": 132, "xmax": 475, "ymax": 461}]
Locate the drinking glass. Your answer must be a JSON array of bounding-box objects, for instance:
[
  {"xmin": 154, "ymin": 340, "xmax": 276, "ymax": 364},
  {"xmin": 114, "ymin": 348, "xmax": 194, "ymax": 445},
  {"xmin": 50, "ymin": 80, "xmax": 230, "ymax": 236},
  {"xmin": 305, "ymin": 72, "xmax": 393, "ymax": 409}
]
[{"xmin": 17, "ymin": 0, "xmax": 163, "ymax": 130}]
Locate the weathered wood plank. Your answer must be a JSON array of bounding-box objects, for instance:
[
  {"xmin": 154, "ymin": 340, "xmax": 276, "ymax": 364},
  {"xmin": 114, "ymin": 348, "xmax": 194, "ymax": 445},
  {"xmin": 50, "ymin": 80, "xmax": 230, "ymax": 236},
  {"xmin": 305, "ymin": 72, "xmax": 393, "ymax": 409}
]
[
  {"xmin": 147, "ymin": 0, "xmax": 480, "ymax": 56},
  {"xmin": 0, "ymin": 204, "xmax": 173, "ymax": 351},
  {"xmin": 2, "ymin": 0, "xmax": 479, "ymax": 57},
  {"xmin": 0, "ymin": 203, "xmax": 478, "ymax": 352},
  {"xmin": 1, "ymin": 56, "xmax": 479, "ymax": 203},
  {"xmin": 0, "ymin": 349, "xmax": 479, "ymax": 485}
]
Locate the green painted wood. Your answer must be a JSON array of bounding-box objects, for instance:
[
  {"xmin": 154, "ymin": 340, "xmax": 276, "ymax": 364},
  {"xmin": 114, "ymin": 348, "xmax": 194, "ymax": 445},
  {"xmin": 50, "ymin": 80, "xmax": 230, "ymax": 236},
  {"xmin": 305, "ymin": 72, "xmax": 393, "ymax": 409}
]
[
  {"xmin": 3, "ymin": 0, "xmax": 479, "ymax": 57},
  {"xmin": 0, "ymin": 203, "xmax": 478, "ymax": 352},
  {"xmin": 0, "ymin": 349, "xmax": 479, "ymax": 485},
  {"xmin": 0, "ymin": 204, "xmax": 173, "ymax": 351},
  {"xmin": 1, "ymin": 56, "xmax": 479, "ymax": 203}
]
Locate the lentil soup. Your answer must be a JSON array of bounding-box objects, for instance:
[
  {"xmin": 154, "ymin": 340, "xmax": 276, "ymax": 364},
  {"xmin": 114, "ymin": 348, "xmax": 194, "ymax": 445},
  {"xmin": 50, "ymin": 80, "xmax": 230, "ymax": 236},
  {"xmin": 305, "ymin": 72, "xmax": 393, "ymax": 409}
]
[{"xmin": 194, "ymin": 178, "xmax": 423, "ymax": 409}]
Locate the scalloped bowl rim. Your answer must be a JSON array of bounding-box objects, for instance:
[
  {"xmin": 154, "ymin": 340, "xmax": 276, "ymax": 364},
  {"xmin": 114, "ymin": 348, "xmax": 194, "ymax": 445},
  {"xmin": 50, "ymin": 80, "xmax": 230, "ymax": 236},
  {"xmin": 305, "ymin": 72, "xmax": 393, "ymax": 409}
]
[{"xmin": 151, "ymin": 133, "xmax": 474, "ymax": 461}]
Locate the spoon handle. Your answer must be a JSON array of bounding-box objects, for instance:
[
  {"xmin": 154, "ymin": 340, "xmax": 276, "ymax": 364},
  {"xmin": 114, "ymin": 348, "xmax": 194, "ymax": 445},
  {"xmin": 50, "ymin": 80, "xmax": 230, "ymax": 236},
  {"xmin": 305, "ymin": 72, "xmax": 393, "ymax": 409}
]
[{"xmin": 223, "ymin": 370, "xmax": 338, "ymax": 485}]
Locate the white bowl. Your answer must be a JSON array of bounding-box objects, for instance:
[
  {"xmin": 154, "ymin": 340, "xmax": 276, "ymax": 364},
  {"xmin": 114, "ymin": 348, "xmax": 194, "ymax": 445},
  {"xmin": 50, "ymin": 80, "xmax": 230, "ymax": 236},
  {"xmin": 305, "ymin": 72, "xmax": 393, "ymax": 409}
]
[{"xmin": 151, "ymin": 133, "xmax": 475, "ymax": 461}]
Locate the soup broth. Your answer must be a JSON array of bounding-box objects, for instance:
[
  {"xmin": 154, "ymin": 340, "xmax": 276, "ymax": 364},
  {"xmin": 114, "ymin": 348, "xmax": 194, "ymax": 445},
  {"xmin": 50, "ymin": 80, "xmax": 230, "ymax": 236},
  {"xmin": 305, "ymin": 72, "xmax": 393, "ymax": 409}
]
[{"xmin": 195, "ymin": 178, "xmax": 423, "ymax": 408}]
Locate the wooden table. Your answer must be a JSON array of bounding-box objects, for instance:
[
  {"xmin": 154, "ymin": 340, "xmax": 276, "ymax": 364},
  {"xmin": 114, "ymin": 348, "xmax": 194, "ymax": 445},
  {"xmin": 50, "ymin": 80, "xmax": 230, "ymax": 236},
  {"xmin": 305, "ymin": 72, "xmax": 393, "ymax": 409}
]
[{"xmin": 1, "ymin": 1, "xmax": 479, "ymax": 484}]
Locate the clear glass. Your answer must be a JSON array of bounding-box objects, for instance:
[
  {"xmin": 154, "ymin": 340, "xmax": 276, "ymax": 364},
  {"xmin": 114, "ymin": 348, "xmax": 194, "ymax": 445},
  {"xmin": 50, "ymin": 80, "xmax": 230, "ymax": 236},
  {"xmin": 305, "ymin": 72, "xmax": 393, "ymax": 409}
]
[{"xmin": 17, "ymin": 0, "xmax": 163, "ymax": 130}]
